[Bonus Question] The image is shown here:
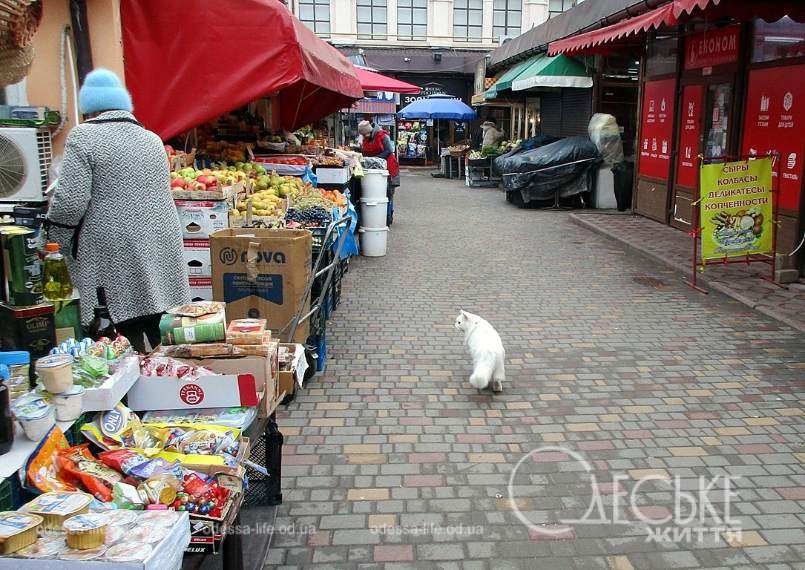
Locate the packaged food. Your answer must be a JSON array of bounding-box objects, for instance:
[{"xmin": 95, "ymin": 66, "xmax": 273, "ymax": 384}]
[
  {"xmin": 161, "ymin": 342, "xmax": 242, "ymax": 358},
  {"xmin": 63, "ymin": 513, "xmax": 108, "ymax": 549},
  {"xmin": 16, "ymin": 535, "xmax": 68, "ymax": 558},
  {"xmin": 112, "ymin": 482, "xmax": 145, "ymax": 510},
  {"xmin": 138, "ymin": 475, "xmax": 180, "ymax": 506},
  {"xmin": 226, "ymin": 318, "xmax": 268, "ymax": 345},
  {"xmin": 0, "ymin": 512, "xmax": 43, "ymax": 554},
  {"xmin": 11, "ymin": 394, "xmax": 55, "ymax": 441},
  {"xmin": 35, "ymin": 354, "xmax": 74, "ymax": 394},
  {"xmin": 105, "ymin": 509, "xmax": 138, "ymax": 528},
  {"xmin": 25, "ymin": 428, "xmax": 75, "ymax": 494},
  {"xmin": 159, "ymin": 302, "xmax": 226, "ymax": 345},
  {"xmin": 61, "ymin": 545, "xmax": 107, "ymax": 560},
  {"xmin": 104, "ymin": 540, "xmax": 153, "ymax": 562},
  {"xmin": 99, "ymin": 449, "xmax": 150, "ymax": 475},
  {"xmin": 140, "ymin": 356, "xmax": 214, "ymax": 381},
  {"xmin": 143, "ymin": 406, "xmax": 257, "ymax": 430},
  {"xmin": 138, "ymin": 510, "xmax": 180, "ymax": 528},
  {"xmin": 56, "ymin": 445, "xmax": 123, "ymax": 502},
  {"xmin": 20, "ymin": 491, "xmax": 92, "ymax": 530},
  {"xmin": 0, "ymin": 351, "xmax": 31, "ymax": 402},
  {"xmin": 52, "ymin": 384, "xmax": 85, "ymax": 421}
]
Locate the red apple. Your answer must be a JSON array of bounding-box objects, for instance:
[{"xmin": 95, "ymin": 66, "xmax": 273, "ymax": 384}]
[{"xmin": 170, "ymin": 178, "xmax": 185, "ymax": 188}]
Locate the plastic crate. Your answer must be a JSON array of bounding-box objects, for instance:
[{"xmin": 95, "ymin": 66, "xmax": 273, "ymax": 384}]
[
  {"xmin": 243, "ymin": 423, "xmax": 283, "ymax": 508},
  {"xmin": 0, "ymin": 475, "xmax": 27, "ymax": 511},
  {"xmin": 65, "ymin": 413, "xmax": 92, "ymax": 445}
]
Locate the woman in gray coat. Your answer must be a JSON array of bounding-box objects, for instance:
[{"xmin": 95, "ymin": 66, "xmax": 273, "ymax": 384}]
[{"xmin": 47, "ymin": 68, "xmax": 189, "ymax": 352}]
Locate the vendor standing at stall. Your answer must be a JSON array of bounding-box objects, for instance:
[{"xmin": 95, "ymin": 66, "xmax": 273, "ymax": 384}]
[
  {"xmin": 480, "ymin": 120, "xmax": 506, "ymax": 149},
  {"xmin": 358, "ymin": 120, "xmax": 399, "ymax": 225},
  {"xmin": 46, "ymin": 68, "xmax": 190, "ymax": 352}
]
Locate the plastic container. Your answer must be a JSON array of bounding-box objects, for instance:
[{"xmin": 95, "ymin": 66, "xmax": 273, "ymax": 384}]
[
  {"xmin": 359, "ymin": 197, "xmax": 389, "ymax": 229},
  {"xmin": 358, "ymin": 227, "xmax": 389, "ymax": 257},
  {"xmin": 0, "ymin": 351, "xmax": 31, "ymax": 401},
  {"xmin": 20, "ymin": 492, "xmax": 93, "ymax": 531},
  {"xmin": 360, "ymin": 169, "xmax": 389, "ymax": 200},
  {"xmin": 63, "ymin": 513, "xmax": 108, "ymax": 549},
  {"xmin": 35, "ymin": 354, "xmax": 74, "ymax": 394},
  {"xmin": 0, "ymin": 511, "xmax": 43, "ymax": 554},
  {"xmin": 0, "ymin": 365, "xmax": 13, "ymax": 455},
  {"xmin": 11, "ymin": 395, "xmax": 55, "ymax": 441},
  {"xmin": 52, "ymin": 384, "xmax": 85, "ymax": 421},
  {"xmin": 42, "ymin": 242, "xmax": 74, "ymax": 300}
]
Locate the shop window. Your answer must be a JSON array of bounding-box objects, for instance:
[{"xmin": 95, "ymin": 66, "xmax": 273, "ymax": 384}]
[
  {"xmin": 548, "ymin": 0, "xmax": 577, "ymax": 20},
  {"xmin": 299, "ymin": 0, "xmax": 331, "ymax": 37},
  {"xmin": 752, "ymin": 17, "xmax": 805, "ymax": 63},
  {"xmin": 398, "ymin": 0, "xmax": 427, "ymax": 40},
  {"xmin": 357, "ymin": 0, "xmax": 387, "ymax": 39},
  {"xmin": 704, "ymin": 83, "xmax": 731, "ymax": 159},
  {"xmin": 646, "ymin": 35, "xmax": 678, "ymax": 77},
  {"xmin": 493, "ymin": 0, "xmax": 521, "ymax": 40},
  {"xmin": 453, "ymin": 0, "xmax": 483, "ymax": 42}
]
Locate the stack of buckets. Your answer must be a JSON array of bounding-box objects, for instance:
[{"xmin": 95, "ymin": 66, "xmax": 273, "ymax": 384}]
[{"xmin": 358, "ymin": 169, "xmax": 389, "ymax": 256}]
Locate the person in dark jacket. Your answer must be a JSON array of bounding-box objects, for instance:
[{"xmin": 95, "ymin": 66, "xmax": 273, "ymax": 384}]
[{"xmin": 358, "ymin": 120, "xmax": 399, "ymax": 225}]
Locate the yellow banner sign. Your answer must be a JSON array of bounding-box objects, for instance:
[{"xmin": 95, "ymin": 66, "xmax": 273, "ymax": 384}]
[{"xmin": 699, "ymin": 157, "xmax": 773, "ymax": 260}]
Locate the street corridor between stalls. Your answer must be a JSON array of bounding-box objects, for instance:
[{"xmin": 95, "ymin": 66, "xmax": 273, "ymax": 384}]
[{"xmin": 267, "ymin": 172, "xmax": 805, "ymax": 569}]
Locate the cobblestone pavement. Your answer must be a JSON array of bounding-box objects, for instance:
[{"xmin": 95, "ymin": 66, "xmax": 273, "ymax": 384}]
[
  {"xmin": 570, "ymin": 212, "xmax": 805, "ymax": 333},
  {"xmin": 266, "ymin": 173, "xmax": 805, "ymax": 570}
]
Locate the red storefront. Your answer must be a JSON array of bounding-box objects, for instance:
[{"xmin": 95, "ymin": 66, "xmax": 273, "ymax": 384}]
[{"xmin": 550, "ymin": 1, "xmax": 805, "ymax": 277}]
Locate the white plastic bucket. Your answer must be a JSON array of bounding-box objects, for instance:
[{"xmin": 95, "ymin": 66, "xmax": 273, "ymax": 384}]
[
  {"xmin": 360, "ymin": 197, "xmax": 389, "ymax": 229},
  {"xmin": 359, "ymin": 227, "xmax": 389, "ymax": 257},
  {"xmin": 361, "ymin": 169, "xmax": 389, "ymax": 200}
]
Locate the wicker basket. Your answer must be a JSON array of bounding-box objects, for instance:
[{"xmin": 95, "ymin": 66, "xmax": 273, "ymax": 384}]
[
  {"xmin": 0, "ymin": 0, "xmax": 42, "ymax": 49},
  {"xmin": 0, "ymin": 42, "xmax": 33, "ymax": 88}
]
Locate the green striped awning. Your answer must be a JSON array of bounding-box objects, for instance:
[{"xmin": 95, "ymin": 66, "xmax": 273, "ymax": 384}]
[{"xmin": 484, "ymin": 55, "xmax": 541, "ymax": 100}]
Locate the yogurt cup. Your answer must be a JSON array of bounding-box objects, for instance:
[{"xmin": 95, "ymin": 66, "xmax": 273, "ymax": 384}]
[
  {"xmin": 35, "ymin": 354, "xmax": 74, "ymax": 394},
  {"xmin": 52, "ymin": 385, "xmax": 85, "ymax": 421},
  {"xmin": 11, "ymin": 395, "xmax": 55, "ymax": 441}
]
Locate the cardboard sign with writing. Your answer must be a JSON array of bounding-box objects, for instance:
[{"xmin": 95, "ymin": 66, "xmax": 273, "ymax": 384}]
[
  {"xmin": 210, "ymin": 229, "xmax": 311, "ymax": 342},
  {"xmin": 699, "ymin": 157, "xmax": 773, "ymax": 260}
]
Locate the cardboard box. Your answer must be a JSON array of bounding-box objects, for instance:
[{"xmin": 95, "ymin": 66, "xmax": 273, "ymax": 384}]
[
  {"xmin": 188, "ymin": 277, "xmax": 213, "ymax": 301},
  {"xmin": 128, "ymin": 364, "xmax": 259, "ymax": 411},
  {"xmin": 82, "ymin": 355, "xmax": 141, "ymax": 411},
  {"xmin": 175, "ymin": 200, "xmax": 229, "ymax": 239},
  {"xmin": 210, "ymin": 228, "xmax": 311, "ymax": 342},
  {"xmin": 277, "ymin": 343, "xmax": 307, "ymax": 399},
  {"xmin": 183, "ymin": 239, "xmax": 212, "ymax": 277}
]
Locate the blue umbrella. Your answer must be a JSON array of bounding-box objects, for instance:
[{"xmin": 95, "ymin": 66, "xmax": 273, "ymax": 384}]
[{"xmin": 397, "ymin": 93, "xmax": 477, "ymax": 120}]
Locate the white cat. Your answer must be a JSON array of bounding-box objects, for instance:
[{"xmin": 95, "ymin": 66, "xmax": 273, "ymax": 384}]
[{"xmin": 454, "ymin": 310, "xmax": 505, "ymax": 392}]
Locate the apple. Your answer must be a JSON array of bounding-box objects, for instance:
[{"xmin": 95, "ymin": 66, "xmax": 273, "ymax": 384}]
[
  {"xmin": 192, "ymin": 181, "xmax": 206, "ymax": 191},
  {"xmin": 170, "ymin": 178, "xmax": 185, "ymax": 188}
]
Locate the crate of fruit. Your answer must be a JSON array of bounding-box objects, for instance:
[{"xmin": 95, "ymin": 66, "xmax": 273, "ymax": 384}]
[{"xmin": 253, "ymin": 154, "xmax": 310, "ymax": 176}]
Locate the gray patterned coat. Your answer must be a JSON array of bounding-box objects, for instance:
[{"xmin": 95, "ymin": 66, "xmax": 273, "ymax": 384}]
[{"xmin": 47, "ymin": 110, "xmax": 190, "ymax": 326}]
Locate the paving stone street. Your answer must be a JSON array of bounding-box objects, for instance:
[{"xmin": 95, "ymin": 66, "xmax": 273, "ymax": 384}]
[{"xmin": 267, "ymin": 172, "xmax": 805, "ymax": 569}]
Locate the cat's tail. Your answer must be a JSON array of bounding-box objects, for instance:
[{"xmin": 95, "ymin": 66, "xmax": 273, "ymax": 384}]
[{"xmin": 470, "ymin": 359, "xmax": 494, "ymax": 390}]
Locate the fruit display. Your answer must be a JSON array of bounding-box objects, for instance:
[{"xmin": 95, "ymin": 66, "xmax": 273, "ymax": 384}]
[
  {"xmin": 286, "ymin": 207, "xmax": 331, "ymax": 226},
  {"xmin": 231, "ymin": 174, "xmax": 305, "ymax": 220},
  {"xmin": 164, "ymin": 145, "xmax": 195, "ymax": 171},
  {"xmin": 314, "ymin": 156, "xmax": 344, "ymax": 168},
  {"xmin": 169, "ymin": 167, "xmax": 247, "ymax": 192},
  {"xmin": 448, "ymin": 144, "xmax": 470, "ymax": 156},
  {"xmin": 203, "ymin": 140, "xmax": 249, "ymax": 163},
  {"xmin": 258, "ymin": 155, "xmax": 308, "ymax": 166}
]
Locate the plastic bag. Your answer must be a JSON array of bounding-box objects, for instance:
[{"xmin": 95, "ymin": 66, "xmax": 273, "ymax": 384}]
[
  {"xmin": 588, "ymin": 113, "xmax": 624, "ymax": 167},
  {"xmin": 25, "ymin": 426, "xmax": 76, "ymax": 493}
]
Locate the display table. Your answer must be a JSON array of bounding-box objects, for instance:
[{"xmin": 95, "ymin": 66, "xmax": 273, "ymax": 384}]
[{"xmin": 466, "ymin": 157, "xmax": 501, "ymax": 188}]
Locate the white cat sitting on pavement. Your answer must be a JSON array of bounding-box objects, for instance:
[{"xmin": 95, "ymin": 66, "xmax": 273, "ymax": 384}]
[{"xmin": 454, "ymin": 310, "xmax": 505, "ymax": 393}]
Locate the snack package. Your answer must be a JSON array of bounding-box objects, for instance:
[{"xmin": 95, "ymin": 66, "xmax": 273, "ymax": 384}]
[
  {"xmin": 25, "ymin": 427, "xmax": 76, "ymax": 494},
  {"xmin": 140, "ymin": 356, "xmax": 214, "ymax": 381},
  {"xmin": 164, "ymin": 427, "xmax": 238, "ymax": 456},
  {"xmin": 159, "ymin": 302, "xmax": 226, "ymax": 345},
  {"xmin": 56, "ymin": 445, "xmax": 123, "ymax": 502},
  {"xmin": 226, "ymin": 318, "xmax": 267, "ymax": 345},
  {"xmin": 112, "ymin": 482, "xmax": 145, "ymax": 510}
]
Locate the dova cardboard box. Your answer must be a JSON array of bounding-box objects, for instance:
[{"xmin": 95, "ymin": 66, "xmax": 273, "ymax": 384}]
[{"xmin": 210, "ymin": 229, "xmax": 311, "ymax": 342}]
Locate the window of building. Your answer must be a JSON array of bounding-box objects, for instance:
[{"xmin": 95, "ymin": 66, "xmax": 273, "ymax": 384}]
[
  {"xmin": 299, "ymin": 0, "xmax": 331, "ymax": 37},
  {"xmin": 398, "ymin": 0, "xmax": 427, "ymax": 40},
  {"xmin": 357, "ymin": 0, "xmax": 387, "ymax": 39},
  {"xmin": 493, "ymin": 0, "xmax": 521, "ymax": 40},
  {"xmin": 548, "ymin": 0, "xmax": 577, "ymax": 19},
  {"xmin": 453, "ymin": 0, "xmax": 483, "ymax": 42},
  {"xmin": 646, "ymin": 35, "xmax": 678, "ymax": 77},
  {"xmin": 752, "ymin": 17, "xmax": 805, "ymax": 63}
]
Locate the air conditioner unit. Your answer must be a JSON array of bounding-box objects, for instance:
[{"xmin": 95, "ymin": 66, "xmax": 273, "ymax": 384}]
[{"xmin": 0, "ymin": 127, "xmax": 51, "ymax": 203}]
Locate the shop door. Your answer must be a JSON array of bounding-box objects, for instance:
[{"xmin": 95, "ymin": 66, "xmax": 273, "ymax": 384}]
[{"xmin": 670, "ymin": 79, "xmax": 735, "ymax": 230}]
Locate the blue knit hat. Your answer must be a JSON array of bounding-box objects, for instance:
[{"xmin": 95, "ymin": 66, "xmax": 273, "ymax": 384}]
[{"xmin": 78, "ymin": 68, "xmax": 133, "ymax": 115}]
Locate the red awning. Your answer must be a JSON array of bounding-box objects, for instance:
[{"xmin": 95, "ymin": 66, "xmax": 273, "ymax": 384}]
[
  {"xmin": 548, "ymin": 3, "xmax": 679, "ymax": 55},
  {"xmin": 120, "ymin": 0, "xmax": 363, "ymax": 140},
  {"xmin": 354, "ymin": 67, "xmax": 421, "ymax": 94}
]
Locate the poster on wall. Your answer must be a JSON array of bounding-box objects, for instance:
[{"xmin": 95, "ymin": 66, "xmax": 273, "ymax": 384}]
[
  {"xmin": 699, "ymin": 157, "xmax": 773, "ymax": 260},
  {"xmin": 638, "ymin": 78, "xmax": 676, "ymax": 180},
  {"xmin": 741, "ymin": 64, "xmax": 805, "ymax": 211},
  {"xmin": 676, "ymin": 85, "xmax": 703, "ymax": 188}
]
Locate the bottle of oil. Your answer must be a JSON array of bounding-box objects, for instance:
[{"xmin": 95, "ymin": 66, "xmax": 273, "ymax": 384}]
[{"xmin": 42, "ymin": 242, "xmax": 74, "ymax": 300}]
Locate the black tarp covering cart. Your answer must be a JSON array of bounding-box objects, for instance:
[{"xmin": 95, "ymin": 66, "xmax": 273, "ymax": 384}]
[{"xmin": 497, "ymin": 136, "xmax": 601, "ymax": 207}]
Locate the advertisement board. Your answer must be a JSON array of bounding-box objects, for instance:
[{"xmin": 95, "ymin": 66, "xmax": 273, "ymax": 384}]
[
  {"xmin": 699, "ymin": 157, "xmax": 773, "ymax": 260},
  {"xmin": 676, "ymin": 85, "xmax": 704, "ymax": 188},
  {"xmin": 740, "ymin": 64, "xmax": 805, "ymax": 211},
  {"xmin": 638, "ymin": 78, "xmax": 676, "ymax": 180}
]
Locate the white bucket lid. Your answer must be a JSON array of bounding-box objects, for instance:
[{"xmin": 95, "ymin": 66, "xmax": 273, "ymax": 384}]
[
  {"xmin": 358, "ymin": 226, "xmax": 390, "ymax": 233},
  {"xmin": 359, "ymin": 197, "xmax": 389, "ymax": 205},
  {"xmin": 363, "ymin": 169, "xmax": 389, "ymax": 176}
]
